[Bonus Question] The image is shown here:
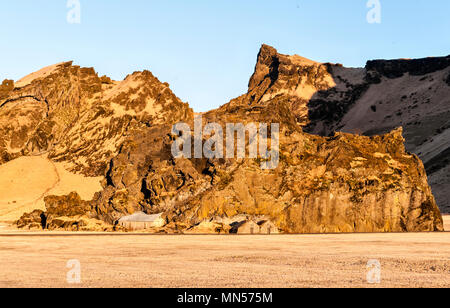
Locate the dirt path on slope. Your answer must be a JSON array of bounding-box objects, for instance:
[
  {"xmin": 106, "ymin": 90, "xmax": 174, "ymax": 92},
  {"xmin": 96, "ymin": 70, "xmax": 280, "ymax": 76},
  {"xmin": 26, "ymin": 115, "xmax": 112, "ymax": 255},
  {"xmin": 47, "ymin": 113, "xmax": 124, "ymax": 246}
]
[
  {"xmin": 0, "ymin": 155, "xmax": 103, "ymax": 224},
  {"xmin": 0, "ymin": 156, "xmax": 59, "ymax": 222}
]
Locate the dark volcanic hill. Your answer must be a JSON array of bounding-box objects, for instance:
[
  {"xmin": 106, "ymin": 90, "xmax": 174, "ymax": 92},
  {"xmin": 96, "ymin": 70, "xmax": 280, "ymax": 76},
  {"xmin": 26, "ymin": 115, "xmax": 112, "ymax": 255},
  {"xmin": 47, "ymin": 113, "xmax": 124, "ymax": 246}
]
[{"xmin": 0, "ymin": 46, "xmax": 445, "ymax": 233}]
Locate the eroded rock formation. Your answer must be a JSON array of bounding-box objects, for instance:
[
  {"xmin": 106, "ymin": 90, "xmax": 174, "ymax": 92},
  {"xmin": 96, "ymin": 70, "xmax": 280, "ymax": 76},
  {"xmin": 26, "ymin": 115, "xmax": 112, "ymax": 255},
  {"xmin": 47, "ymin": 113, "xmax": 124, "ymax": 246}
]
[
  {"xmin": 4, "ymin": 45, "xmax": 446, "ymax": 233},
  {"xmin": 240, "ymin": 45, "xmax": 450, "ymax": 212}
]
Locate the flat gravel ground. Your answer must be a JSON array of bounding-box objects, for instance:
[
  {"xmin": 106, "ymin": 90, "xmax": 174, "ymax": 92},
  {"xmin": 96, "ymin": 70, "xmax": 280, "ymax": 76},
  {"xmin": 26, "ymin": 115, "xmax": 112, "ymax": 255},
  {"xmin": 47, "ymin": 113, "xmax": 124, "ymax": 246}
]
[{"xmin": 0, "ymin": 228, "xmax": 449, "ymax": 288}]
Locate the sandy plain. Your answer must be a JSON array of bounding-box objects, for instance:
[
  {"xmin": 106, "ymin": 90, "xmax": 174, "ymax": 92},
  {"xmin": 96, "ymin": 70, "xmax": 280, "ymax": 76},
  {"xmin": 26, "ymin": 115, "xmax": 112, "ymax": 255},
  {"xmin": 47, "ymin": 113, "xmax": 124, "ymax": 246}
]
[{"xmin": 0, "ymin": 215, "xmax": 448, "ymax": 288}]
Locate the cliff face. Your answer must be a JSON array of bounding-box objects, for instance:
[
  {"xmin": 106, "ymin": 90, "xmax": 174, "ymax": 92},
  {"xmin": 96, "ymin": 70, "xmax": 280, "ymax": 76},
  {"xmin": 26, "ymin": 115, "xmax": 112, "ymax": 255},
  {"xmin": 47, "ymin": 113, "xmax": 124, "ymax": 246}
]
[
  {"xmin": 188, "ymin": 128, "xmax": 442, "ymax": 233},
  {"xmin": 3, "ymin": 46, "xmax": 445, "ymax": 233},
  {"xmin": 161, "ymin": 99, "xmax": 442, "ymax": 233},
  {"xmin": 241, "ymin": 45, "xmax": 450, "ymax": 213}
]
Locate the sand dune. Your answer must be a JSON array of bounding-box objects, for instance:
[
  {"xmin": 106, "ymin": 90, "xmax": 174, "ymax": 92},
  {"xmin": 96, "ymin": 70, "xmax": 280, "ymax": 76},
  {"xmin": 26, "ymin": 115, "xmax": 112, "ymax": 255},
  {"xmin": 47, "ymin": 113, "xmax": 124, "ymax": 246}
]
[{"xmin": 0, "ymin": 156, "xmax": 102, "ymax": 223}]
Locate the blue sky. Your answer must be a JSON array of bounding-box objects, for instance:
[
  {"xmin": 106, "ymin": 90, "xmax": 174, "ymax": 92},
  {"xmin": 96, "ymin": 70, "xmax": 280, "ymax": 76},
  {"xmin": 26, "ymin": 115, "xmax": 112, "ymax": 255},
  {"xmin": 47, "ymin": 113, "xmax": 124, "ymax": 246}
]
[{"xmin": 0, "ymin": 0, "xmax": 448, "ymax": 111}]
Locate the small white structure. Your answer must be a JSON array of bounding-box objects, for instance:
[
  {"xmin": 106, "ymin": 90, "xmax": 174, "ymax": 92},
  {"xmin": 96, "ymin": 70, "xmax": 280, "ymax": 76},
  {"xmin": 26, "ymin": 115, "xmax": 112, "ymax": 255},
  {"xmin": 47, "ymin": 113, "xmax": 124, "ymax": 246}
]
[{"xmin": 118, "ymin": 212, "xmax": 165, "ymax": 231}]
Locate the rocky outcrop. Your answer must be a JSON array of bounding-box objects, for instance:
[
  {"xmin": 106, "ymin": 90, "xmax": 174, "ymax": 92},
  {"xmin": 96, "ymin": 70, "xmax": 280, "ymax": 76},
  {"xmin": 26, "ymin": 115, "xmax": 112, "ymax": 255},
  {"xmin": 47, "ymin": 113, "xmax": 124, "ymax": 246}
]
[
  {"xmin": 239, "ymin": 45, "xmax": 450, "ymax": 212},
  {"xmin": 163, "ymin": 126, "xmax": 443, "ymax": 233},
  {"xmin": 236, "ymin": 44, "xmax": 339, "ymax": 126},
  {"xmin": 16, "ymin": 209, "xmax": 45, "ymax": 230},
  {"xmin": 0, "ymin": 62, "xmax": 192, "ymax": 176},
  {"xmin": 0, "ymin": 80, "xmax": 14, "ymax": 100},
  {"xmin": 10, "ymin": 46, "xmax": 446, "ymax": 233}
]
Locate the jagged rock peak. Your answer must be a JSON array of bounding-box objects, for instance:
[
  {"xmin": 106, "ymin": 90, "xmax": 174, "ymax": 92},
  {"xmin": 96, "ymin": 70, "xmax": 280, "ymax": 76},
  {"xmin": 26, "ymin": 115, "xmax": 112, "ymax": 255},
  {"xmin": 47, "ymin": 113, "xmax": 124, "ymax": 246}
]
[
  {"xmin": 249, "ymin": 44, "xmax": 322, "ymax": 90},
  {"xmin": 241, "ymin": 44, "xmax": 337, "ymax": 126}
]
